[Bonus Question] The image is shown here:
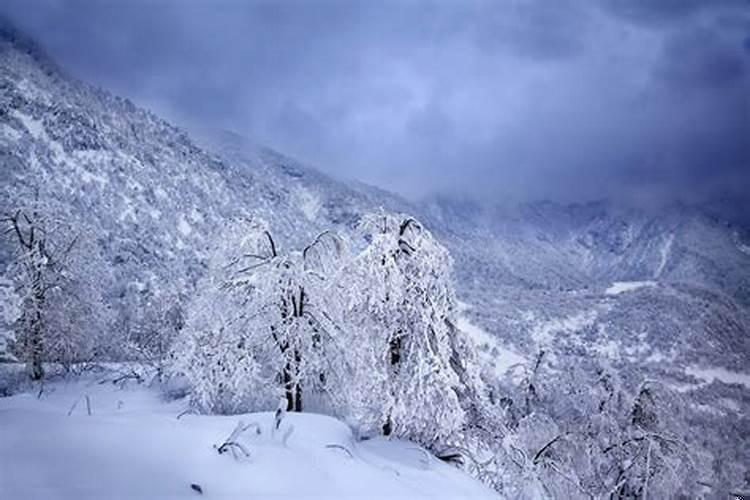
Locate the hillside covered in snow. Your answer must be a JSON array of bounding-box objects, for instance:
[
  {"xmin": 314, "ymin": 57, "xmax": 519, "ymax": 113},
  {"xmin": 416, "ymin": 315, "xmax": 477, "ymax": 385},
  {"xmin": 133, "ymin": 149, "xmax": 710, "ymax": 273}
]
[{"xmin": 2, "ymin": 20, "xmax": 749, "ymax": 375}]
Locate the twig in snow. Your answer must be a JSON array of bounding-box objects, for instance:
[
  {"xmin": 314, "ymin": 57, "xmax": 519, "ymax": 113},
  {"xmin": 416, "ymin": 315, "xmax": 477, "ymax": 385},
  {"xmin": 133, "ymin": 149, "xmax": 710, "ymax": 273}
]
[
  {"xmin": 533, "ymin": 434, "xmax": 564, "ymax": 465},
  {"xmin": 215, "ymin": 420, "xmax": 260, "ymax": 460},
  {"xmin": 67, "ymin": 394, "xmax": 92, "ymax": 416},
  {"xmin": 99, "ymin": 368, "xmax": 144, "ymax": 387},
  {"xmin": 216, "ymin": 439, "xmax": 251, "ymax": 460},
  {"xmin": 325, "ymin": 444, "xmax": 354, "ymax": 459},
  {"xmin": 176, "ymin": 408, "xmax": 193, "ymax": 420},
  {"xmin": 67, "ymin": 396, "xmax": 80, "ymax": 416},
  {"xmin": 436, "ymin": 450, "xmax": 464, "ymax": 466},
  {"xmin": 274, "ymin": 396, "xmax": 286, "ymax": 431}
]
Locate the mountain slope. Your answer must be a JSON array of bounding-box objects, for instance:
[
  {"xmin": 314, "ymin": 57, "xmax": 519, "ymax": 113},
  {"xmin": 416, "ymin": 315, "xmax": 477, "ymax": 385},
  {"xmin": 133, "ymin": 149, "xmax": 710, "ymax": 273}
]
[
  {"xmin": 0, "ymin": 25, "xmax": 408, "ymax": 324},
  {"xmin": 2, "ymin": 22, "xmax": 749, "ymax": 391}
]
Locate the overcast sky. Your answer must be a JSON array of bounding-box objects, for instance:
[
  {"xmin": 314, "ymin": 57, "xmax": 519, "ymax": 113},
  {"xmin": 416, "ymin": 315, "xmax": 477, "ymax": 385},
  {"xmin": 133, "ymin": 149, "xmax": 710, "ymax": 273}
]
[{"xmin": 2, "ymin": 0, "xmax": 749, "ymax": 207}]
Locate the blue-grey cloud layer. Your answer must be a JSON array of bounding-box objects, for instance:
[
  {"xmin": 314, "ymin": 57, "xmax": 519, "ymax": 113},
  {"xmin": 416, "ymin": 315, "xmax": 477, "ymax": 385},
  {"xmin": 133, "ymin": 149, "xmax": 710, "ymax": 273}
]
[{"xmin": 2, "ymin": 0, "xmax": 748, "ymax": 207}]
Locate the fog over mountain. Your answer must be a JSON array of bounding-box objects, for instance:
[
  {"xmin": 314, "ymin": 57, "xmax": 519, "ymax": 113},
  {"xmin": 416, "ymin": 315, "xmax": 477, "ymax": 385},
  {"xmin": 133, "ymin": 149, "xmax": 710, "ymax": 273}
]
[{"xmin": 2, "ymin": 0, "xmax": 748, "ymax": 215}]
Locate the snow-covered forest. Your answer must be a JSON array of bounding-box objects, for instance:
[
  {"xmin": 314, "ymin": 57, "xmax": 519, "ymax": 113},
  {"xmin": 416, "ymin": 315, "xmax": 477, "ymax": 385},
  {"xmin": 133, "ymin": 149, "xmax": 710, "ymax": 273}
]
[
  {"xmin": 1, "ymin": 10, "xmax": 749, "ymax": 500},
  {"xmin": 1, "ymin": 198, "xmax": 726, "ymax": 498}
]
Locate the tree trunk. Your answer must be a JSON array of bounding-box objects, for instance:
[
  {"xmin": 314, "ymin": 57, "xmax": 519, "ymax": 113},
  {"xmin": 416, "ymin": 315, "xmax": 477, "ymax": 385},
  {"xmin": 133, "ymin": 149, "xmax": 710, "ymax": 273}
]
[
  {"xmin": 382, "ymin": 415, "xmax": 393, "ymax": 436},
  {"xmin": 383, "ymin": 334, "xmax": 401, "ymax": 435},
  {"xmin": 283, "ymin": 381, "xmax": 302, "ymax": 412},
  {"xmin": 294, "ymin": 381, "xmax": 302, "ymax": 412},
  {"xmin": 293, "ymin": 348, "xmax": 302, "ymax": 411},
  {"xmin": 282, "ymin": 361, "xmax": 295, "ymax": 411},
  {"xmin": 389, "ymin": 336, "xmax": 401, "ymax": 366},
  {"xmin": 29, "ymin": 283, "xmax": 45, "ymax": 380},
  {"xmin": 282, "ymin": 350, "xmax": 303, "ymax": 412}
]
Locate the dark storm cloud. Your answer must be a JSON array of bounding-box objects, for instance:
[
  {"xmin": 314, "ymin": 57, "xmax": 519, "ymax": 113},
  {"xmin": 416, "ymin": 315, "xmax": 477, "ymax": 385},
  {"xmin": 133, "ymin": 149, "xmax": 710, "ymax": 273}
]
[
  {"xmin": 1, "ymin": 0, "xmax": 748, "ymax": 208},
  {"xmin": 603, "ymin": 0, "xmax": 747, "ymax": 26},
  {"xmin": 656, "ymin": 25, "xmax": 746, "ymax": 89},
  {"xmin": 470, "ymin": 0, "xmax": 591, "ymax": 60}
]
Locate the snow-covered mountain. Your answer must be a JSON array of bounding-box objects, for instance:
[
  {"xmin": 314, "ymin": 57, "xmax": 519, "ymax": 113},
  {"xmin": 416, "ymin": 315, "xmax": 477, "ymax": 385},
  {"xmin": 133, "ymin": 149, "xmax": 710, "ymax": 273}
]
[
  {"xmin": 2, "ymin": 21, "xmax": 749, "ymax": 410},
  {"xmin": 3, "ymin": 21, "xmax": 750, "ymax": 497},
  {"xmin": 426, "ymin": 197, "xmax": 750, "ymax": 300}
]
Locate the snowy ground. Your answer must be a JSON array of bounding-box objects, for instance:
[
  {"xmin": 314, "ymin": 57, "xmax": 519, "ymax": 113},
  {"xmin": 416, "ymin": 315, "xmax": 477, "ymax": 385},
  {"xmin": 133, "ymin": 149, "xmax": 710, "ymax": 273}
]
[
  {"xmin": 604, "ymin": 280, "xmax": 657, "ymax": 295},
  {"xmin": 457, "ymin": 303, "xmax": 527, "ymax": 381},
  {"xmin": 0, "ymin": 370, "xmax": 499, "ymax": 500},
  {"xmin": 686, "ymin": 365, "xmax": 750, "ymax": 390}
]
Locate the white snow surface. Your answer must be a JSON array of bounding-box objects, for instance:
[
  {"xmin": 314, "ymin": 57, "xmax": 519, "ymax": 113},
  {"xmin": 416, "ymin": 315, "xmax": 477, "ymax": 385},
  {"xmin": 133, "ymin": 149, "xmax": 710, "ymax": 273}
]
[
  {"xmin": 295, "ymin": 188, "xmax": 321, "ymax": 222},
  {"xmin": 655, "ymin": 233, "xmax": 673, "ymax": 278},
  {"xmin": 686, "ymin": 366, "xmax": 750, "ymax": 389},
  {"xmin": 13, "ymin": 109, "xmax": 45, "ymax": 138},
  {"xmin": 604, "ymin": 280, "xmax": 657, "ymax": 296},
  {"xmin": 457, "ymin": 303, "xmax": 527, "ymax": 379},
  {"xmin": 530, "ymin": 309, "xmax": 598, "ymax": 346},
  {"xmin": 0, "ymin": 373, "xmax": 498, "ymax": 500}
]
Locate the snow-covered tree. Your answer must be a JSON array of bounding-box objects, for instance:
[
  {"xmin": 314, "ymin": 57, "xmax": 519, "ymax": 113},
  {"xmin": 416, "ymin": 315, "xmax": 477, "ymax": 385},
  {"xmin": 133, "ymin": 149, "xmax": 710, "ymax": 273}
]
[
  {"xmin": 591, "ymin": 380, "xmax": 699, "ymax": 499},
  {"xmin": 477, "ymin": 353, "xmax": 704, "ymax": 498},
  {"xmin": 2, "ymin": 200, "xmax": 113, "ymax": 378},
  {"xmin": 123, "ymin": 286, "xmax": 185, "ymax": 377},
  {"xmin": 340, "ymin": 211, "xmax": 467, "ymax": 447},
  {"xmin": 40, "ymin": 232, "xmax": 114, "ymax": 368},
  {"xmin": 171, "ymin": 217, "xmax": 349, "ymax": 414}
]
